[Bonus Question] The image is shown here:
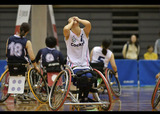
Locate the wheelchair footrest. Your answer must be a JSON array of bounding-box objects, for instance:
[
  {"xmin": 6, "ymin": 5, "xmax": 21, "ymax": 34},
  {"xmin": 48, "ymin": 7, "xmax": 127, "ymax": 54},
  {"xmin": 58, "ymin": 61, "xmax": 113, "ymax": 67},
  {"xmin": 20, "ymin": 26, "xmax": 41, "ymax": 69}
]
[
  {"xmin": 70, "ymin": 88, "xmax": 98, "ymax": 94},
  {"xmin": 90, "ymin": 88, "xmax": 98, "ymax": 93},
  {"xmin": 64, "ymin": 101, "xmax": 110, "ymax": 105},
  {"xmin": 70, "ymin": 90, "xmax": 79, "ymax": 94}
]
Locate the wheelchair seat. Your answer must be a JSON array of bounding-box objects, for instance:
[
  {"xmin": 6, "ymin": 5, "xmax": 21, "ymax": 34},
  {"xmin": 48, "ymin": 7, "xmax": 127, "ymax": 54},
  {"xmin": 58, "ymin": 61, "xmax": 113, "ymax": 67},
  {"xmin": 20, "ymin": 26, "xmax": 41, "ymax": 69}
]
[
  {"xmin": 73, "ymin": 69, "xmax": 97, "ymax": 87},
  {"xmin": 90, "ymin": 62, "xmax": 104, "ymax": 73},
  {"xmin": 72, "ymin": 69, "xmax": 98, "ymax": 102},
  {"xmin": 42, "ymin": 62, "xmax": 62, "ymax": 87},
  {"xmin": 7, "ymin": 62, "xmax": 27, "ymax": 76}
]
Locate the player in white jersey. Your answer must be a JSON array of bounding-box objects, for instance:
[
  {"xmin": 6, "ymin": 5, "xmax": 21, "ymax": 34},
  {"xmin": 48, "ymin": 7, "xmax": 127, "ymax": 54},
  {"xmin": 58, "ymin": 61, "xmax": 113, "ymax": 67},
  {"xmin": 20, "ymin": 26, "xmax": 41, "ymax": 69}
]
[
  {"xmin": 63, "ymin": 16, "xmax": 92, "ymax": 102},
  {"xmin": 90, "ymin": 39, "xmax": 118, "ymax": 78},
  {"xmin": 64, "ymin": 16, "xmax": 91, "ymax": 69}
]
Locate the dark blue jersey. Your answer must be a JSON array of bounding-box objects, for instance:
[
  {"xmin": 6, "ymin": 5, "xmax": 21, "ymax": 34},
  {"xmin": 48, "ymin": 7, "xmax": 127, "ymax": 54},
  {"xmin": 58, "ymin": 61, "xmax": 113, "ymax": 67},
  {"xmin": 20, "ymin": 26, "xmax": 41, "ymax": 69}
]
[
  {"xmin": 6, "ymin": 35, "xmax": 29, "ymax": 63},
  {"xmin": 35, "ymin": 47, "xmax": 64, "ymax": 66}
]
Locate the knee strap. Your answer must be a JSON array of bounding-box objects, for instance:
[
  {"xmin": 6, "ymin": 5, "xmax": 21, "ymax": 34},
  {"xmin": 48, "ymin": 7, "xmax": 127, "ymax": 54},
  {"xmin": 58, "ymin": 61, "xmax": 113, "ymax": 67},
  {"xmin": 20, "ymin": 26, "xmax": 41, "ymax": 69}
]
[{"xmin": 77, "ymin": 76, "xmax": 89, "ymax": 88}]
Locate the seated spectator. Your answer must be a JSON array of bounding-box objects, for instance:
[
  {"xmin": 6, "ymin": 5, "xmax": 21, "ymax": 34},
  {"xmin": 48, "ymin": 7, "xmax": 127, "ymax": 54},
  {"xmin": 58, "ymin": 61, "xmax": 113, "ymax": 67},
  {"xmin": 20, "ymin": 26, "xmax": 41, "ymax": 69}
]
[{"xmin": 144, "ymin": 45, "xmax": 158, "ymax": 60}]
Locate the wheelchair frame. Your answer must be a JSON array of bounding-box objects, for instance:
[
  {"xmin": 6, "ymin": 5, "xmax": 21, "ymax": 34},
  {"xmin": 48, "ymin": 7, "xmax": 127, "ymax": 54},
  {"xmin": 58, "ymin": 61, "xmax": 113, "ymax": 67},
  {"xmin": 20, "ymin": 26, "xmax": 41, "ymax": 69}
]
[
  {"xmin": 151, "ymin": 76, "xmax": 160, "ymax": 109},
  {"xmin": 90, "ymin": 62, "xmax": 121, "ymax": 98},
  {"xmin": 0, "ymin": 63, "xmax": 49, "ymax": 104},
  {"xmin": 48, "ymin": 65, "xmax": 113, "ymax": 111},
  {"xmin": 105, "ymin": 68, "xmax": 121, "ymax": 98}
]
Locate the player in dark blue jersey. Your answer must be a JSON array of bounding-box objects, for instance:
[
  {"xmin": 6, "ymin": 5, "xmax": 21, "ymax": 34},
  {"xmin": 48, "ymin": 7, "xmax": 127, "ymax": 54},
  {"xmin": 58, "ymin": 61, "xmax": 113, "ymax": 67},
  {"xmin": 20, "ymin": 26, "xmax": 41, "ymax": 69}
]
[
  {"xmin": 35, "ymin": 36, "xmax": 64, "ymax": 70},
  {"xmin": 6, "ymin": 22, "xmax": 40, "ymax": 72}
]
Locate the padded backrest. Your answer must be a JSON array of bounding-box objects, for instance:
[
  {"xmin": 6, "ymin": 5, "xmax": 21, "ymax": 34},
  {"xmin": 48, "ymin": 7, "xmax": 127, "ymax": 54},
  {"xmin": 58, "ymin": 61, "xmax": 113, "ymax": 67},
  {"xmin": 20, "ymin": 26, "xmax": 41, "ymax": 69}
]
[
  {"xmin": 43, "ymin": 62, "xmax": 61, "ymax": 72},
  {"xmin": 8, "ymin": 63, "xmax": 27, "ymax": 76}
]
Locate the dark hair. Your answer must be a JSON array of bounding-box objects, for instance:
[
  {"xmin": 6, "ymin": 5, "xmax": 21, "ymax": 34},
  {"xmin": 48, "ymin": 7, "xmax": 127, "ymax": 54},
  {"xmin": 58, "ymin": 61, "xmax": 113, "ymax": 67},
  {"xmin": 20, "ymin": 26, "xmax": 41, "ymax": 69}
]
[
  {"xmin": 147, "ymin": 45, "xmax": 153, "ymax": 50},
  {"xmin": 20, "ymin": 22, "xmax": 30, "ymax": 38},
  {"xmin": 101, "ymin": 39, "xmax": 111, "ymax": 55},
  {"xmin": 45, "ymin": 36, "xmax": 57, "ymax": 48}
]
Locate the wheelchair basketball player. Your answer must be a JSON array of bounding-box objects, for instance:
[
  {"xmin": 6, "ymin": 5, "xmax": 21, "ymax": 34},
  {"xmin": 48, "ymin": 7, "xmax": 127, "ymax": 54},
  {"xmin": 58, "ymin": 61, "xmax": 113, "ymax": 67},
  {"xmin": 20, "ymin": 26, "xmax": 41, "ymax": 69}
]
[
  {"xmin": 35, "ymin": 36, "xmax": 64, "ymax": 89},
  {"xmin": 6, "ymin": 22, "xmax": 40, "ymax": 75},
  {"xmin": 63, "ymin": 16, "xmax": 96, "ymax": 102},
  {"xmin": 90, "ymin": 39, "xmax": 118, "ymax": 78}
]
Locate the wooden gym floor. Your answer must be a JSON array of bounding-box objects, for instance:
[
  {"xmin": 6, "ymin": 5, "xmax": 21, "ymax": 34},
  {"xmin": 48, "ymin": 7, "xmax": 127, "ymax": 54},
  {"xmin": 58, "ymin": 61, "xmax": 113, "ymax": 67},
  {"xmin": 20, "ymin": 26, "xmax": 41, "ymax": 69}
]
[{"xmin": 0, "ymin": 87, "xmax": 158, "ymax": 111}]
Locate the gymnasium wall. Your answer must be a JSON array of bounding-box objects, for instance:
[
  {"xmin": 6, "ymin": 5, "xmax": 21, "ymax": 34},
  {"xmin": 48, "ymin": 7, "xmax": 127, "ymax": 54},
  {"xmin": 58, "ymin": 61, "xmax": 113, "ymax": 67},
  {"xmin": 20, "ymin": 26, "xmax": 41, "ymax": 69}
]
[
  {"xmin": 53, "ymin": 7, "xmax": 160, "ymax": 59},
  {"xmin": 0, "ymin": 59, "xmax": 159, "ymax": 87},
  {"xmin": 0, "ymin": 6, "xmax": 160, "ymax": 60}
]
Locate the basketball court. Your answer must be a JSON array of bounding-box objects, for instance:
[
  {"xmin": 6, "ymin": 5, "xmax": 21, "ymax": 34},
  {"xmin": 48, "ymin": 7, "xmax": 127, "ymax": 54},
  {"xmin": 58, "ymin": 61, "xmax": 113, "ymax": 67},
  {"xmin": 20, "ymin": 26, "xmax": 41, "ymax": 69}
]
[{"xmin": 0, "ymin": 86, "xmax": 157, "ymax": 111}]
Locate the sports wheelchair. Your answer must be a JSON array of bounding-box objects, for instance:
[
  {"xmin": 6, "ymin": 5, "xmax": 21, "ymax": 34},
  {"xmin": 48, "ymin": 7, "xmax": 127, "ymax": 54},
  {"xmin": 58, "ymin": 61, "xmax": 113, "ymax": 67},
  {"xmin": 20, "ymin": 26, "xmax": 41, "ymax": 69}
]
[
  {"xmin": 40, "ymin": 62, "xmax": 63, "ymax": 90},
  {"xmin": 90, "ymin": 62, "xmax": 121, "ymax": 98},
  {"xmin": 151, "ymin": 76, "xmax": 160, "ymax": 109},
  {"xmin": 48, "ymin": 65, "xmax": 113, "ymax": 111},
  {"xmin": 0, "ymin": 62, "xmax": 49, "ymax": 104}
]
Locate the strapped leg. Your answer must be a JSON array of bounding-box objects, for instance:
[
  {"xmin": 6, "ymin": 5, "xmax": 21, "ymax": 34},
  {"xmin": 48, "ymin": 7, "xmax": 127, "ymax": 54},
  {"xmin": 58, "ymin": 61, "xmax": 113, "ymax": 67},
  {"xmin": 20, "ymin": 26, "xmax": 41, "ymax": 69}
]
[{"xmin": 73, "ymin": 68, "xmax": 97, "ymax": 102}]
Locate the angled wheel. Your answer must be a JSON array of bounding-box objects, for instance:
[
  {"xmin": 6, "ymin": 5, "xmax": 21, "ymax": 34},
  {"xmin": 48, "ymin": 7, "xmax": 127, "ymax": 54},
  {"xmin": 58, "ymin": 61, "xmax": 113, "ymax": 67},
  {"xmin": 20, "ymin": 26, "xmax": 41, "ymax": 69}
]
[
  {"xmin": 0, "ymin": 69, "xmax": 10, "ymax": 102},
  {"xmin": 93, "ymin": 68, "xmax": 112, "ymax": 111},
  {"xmin": 49, "ymin": 68, "xmax": 71, "ymax": 111},
  {"xmin": 105, "ymin": 68, "xmax": 121, "ymax": 97},
  {"xmin": 28, "ymin": 68, "xmax": 49, "ymax": 103},
  {"xmin": 151, "ymin": 77, "xmax": 160, "ymax": 109}
]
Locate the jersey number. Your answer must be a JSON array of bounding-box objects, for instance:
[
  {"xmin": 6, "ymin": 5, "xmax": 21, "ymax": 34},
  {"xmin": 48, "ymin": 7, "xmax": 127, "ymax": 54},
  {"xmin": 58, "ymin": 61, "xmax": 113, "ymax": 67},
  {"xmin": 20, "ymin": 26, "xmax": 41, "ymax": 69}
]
[
  {"xmin": 8, "ymin": 42, "xmax": 23, "ymax": 57},
  {"xmin": 98, "ymin": 56, "xmax": 105, "ymax": 63}
]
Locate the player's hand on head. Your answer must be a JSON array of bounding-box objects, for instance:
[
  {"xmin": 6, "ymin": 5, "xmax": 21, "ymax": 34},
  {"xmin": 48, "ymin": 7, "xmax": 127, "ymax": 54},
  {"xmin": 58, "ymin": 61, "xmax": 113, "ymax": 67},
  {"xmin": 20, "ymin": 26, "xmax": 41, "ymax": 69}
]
[
  {"xmin": 73, "ymin": 16, "xmax": 80, "ymax": 22},
  {"xmin": 68, "ymin": 17, "xmax": 74, "ymax": 23}
]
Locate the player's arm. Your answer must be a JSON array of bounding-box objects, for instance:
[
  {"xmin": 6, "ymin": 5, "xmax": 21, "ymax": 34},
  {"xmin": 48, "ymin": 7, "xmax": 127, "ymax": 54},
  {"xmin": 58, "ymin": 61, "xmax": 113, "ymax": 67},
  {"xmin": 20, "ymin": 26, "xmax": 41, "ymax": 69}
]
[
  {"xmin": 58, "ymin": 52, "xmax": 64, "ymax": 65},
  {"xmin": 26, "ymin": 40, "xmax": 40, "ymax": 72},
  {"xmin": 58, "ymin": 52, "xmax": 65, "ymax": 70},
  {"xmin": 90, "ymin": 48, "xmax": 94, "ymax": 62},
  {"xmin": 156, "ymin": 72, "xmax": 160, "ymax": 79},
  {"xmin": 74, "ymin": 17, "xmax": 91, "ymax": 38},
  {"xmin": 110, "ymin": 53, "xmax": 118, "ymax": 78},
  {"xmin": 35, "ymin": 49, "xmax": 42, "ymax": 65},
  {"xmin": 63, "ymin": 17, "xmax": 74, "ymax": 40},
  {"xmin": 122, "ymin": 44, "xmax": 127, "ymax": 58}
]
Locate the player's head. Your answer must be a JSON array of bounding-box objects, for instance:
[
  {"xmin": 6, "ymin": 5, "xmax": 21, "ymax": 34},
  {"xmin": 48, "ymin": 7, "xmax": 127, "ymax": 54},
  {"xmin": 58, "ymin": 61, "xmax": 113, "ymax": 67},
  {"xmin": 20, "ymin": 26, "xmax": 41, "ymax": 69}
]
[
  {"xmin": 20, "ymin": 22, "xmax": 30, "ymax": 38},
  {"xmin": 45, "ymin": 36, "xmax": 57, "ymax": 48},
  {"xmin": 68, "ymin": 16, "xmax": 79, "ymax": 27},
  {"xmin": 101, "ymin": 39, "xmax": 111, "ymax": 55}
]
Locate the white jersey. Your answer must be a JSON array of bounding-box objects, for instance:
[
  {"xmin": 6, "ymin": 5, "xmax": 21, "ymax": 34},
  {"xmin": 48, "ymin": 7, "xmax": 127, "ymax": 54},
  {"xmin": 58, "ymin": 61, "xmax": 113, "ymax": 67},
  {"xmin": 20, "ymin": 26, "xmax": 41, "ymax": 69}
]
[
  {"xmin": 91, "ymin": 46, "xmax": 112, "ymax": 68},
  {"xmin": 64, "ymin": 29, "xmax": 90, "ymax": 68}
]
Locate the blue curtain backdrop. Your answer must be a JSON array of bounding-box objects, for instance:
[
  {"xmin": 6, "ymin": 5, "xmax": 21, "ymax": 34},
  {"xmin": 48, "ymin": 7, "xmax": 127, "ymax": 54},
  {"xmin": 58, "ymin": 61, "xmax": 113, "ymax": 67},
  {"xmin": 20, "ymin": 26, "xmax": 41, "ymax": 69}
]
[
  {"xmin": 139, "ymin": 60, "xmax": 160, "ymax": 86},
  {"xmin": 0, "ymin": 59, "xmax": 159, "ymax": 86},
  {"xmin": 0, "ymin": 60, "xmax": 7, "ymax": 77},
  {"xmin": 108, "ymin": 59, "xmax": 138, "ymax": 86}
]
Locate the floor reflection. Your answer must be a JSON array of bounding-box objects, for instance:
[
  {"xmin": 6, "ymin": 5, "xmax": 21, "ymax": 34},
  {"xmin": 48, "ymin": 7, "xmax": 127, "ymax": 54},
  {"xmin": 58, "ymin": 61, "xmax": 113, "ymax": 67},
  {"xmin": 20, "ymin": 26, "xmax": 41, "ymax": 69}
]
[{"xmin": 0, "ymin": 87, "xmax": 157, "ymax": 111}]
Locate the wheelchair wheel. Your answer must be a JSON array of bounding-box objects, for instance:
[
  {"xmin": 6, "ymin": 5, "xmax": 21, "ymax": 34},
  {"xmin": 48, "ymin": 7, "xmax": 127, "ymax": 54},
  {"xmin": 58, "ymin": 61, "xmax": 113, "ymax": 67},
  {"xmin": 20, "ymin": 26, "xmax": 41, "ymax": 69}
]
[
  {"xmin": 49, "ymin": 68, "xmax": 71, "ymax": 111},
  {"xmin": 151, "ymin": 77, "xmax": 160, "ymax": 109},
  {"xmin": 28, "ymin": 68, "xmax": 49, "ymax": 103},
  {"xmin": 0, "ymin": 69, "xmax": 10, "ymax": 102},
  {"xmin": 93, "ymin": 68, "xmax": 112, "ymax": 111},
  {"xmin": 105, "ymin": 68, "xmax": 121, "ymax": 97}
]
